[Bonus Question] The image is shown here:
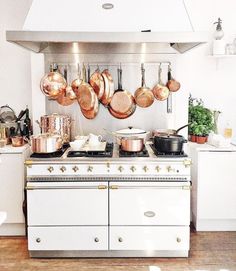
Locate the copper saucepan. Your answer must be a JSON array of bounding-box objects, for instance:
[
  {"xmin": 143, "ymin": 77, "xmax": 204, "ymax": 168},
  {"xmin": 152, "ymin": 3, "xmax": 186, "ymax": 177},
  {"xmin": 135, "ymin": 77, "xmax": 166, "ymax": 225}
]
[
  {"xmin": 152, "ymin": 64, "xmax": 169, "ymax": 101},
  {"xmin": 40, "ymin": 63, "xmax": 67, "ymax": 100},
  {"xmin": 134, "ymin": 64, "xmax": 154, "ymax": 108},
  {"xmin": 30, "ymin": 133, "xmax": 63, "ymax": 153}
]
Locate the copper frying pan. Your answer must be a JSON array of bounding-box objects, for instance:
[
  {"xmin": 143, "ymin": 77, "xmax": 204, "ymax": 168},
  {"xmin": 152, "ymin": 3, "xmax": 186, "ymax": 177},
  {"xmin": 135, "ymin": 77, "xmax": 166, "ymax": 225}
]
[
  {"xmin": 134, "ymin": 64, "xmax": 154, "ymax": 108},
  {"xmin": 101, "ymin": 69, "xmax": 114, "ymax": 106},
  {"xmin": 81, "ymin": 94, "xmax": 99, "ymax": 119},
  {"xmin": 71, "ymin": 64, "xmax": 82, "ymax": 97},
  {"xmin": 89, "ymin": 66, "xmax": 105, "ymax": 100},
  {"xmin": 57, "ymin": 67, "xmax": 76, "ymax": 106},
  {"xmin": 40, "ymin": 63, "xmax": 66, "ymax": 100},
  {"xmin": 152, "ymin": 64, "xmax": 170, "ymax": 101},
  {"xmin": 166, "ymin": 64, "xmax": 181, "ymax": 92},
  {"xmin": 77, "ymin": 64, "xmax": 96, "ymax": 111},
  {"xmin": 108, "ymin": 67, "xmax": 136, "ymax": 119}
]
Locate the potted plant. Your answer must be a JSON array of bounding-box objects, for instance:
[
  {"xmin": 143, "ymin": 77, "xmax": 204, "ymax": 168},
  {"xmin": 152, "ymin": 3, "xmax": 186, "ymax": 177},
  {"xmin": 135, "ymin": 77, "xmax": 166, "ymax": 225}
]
[{"xmin": 188, "ymin": 95, "xmax": 214, "ymax": 144}]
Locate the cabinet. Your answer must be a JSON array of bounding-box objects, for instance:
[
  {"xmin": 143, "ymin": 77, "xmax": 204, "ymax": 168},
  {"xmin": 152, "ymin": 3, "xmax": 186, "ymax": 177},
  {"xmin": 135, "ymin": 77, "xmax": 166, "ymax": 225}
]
[
  {"xmin": 0, "ymin": 146, "xmax": 30, "ymax": 235},
  {"xmin": 189, "ymin": 143, "xmax": 236, "ymax": 231},
  {"xmin": 27, "ymin": 181, "xmax": 190, "ymax": 257}
]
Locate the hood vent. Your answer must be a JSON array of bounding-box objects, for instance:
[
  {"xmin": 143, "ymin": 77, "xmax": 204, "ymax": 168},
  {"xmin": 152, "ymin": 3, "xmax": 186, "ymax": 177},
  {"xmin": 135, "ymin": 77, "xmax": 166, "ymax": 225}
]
[{"xmin": 6, "ymin": 0, "xmax": 208, "ymax": 54}]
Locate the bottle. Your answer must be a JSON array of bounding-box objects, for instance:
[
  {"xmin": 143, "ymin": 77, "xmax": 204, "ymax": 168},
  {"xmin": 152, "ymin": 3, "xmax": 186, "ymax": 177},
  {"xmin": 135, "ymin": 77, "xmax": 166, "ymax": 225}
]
[
  {"xmin": 213, "ymin": 18, "xmax": 225, "ymax": 55},
  {"xmin": 24, "ymin": 105, "xmax": 32, "ymax": 138},
  {"xmin": 16, "ymin": 121, "xmax": 22, "ymax": 136},
  {"xmin": 224, "ymin": 122, "xmax": 232, "ymax": 138}
]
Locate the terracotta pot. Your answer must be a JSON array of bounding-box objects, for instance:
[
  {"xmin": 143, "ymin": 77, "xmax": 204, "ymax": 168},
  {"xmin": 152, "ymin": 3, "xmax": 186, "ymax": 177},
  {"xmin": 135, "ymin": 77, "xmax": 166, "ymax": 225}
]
[
  {"xmin": 190, "ymin": 134, "xmax": 196, "ymax": 142},
  {"xmin": 196, "ymin": 136, "xmax": 207, "ymax": 144}
]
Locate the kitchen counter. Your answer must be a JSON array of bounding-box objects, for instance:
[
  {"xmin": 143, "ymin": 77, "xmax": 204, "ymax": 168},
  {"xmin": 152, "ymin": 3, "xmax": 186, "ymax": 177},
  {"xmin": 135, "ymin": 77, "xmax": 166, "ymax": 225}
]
[
  {"xmin": 187, "ymin": 142, "xmax": 236, "ymax": 152},
  {"xmin": 0, "ymin": 144, "xmax": 30, "ymax": 154}
]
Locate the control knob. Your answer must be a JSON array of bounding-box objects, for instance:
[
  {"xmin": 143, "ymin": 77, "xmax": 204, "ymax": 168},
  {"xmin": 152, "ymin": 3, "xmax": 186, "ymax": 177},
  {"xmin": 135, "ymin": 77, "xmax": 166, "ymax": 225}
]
[
  {"xmin": 72, "ymin": 166, "xmax": 79, "ymax": 173},
  {"xmin": 87, "ymin": 166, "xmax": 93, "ymax": 172},
  {"xmin": 60, "ymin": 166, "xmax": 66, "ymax": 173},
  {"xmin": 118, "ymin": 166, "xmax": 124, "ymax": 172},
  {"xmin": 143, "ymin": 166, "xmax": 149, "ymax": 172},
  {"xmin": 130, "ymin": 166, "xmax": 136, "ymax": 172},
  {"xmin": 47, "ymin": 166, "xmax": 54, "ymax": 173}
]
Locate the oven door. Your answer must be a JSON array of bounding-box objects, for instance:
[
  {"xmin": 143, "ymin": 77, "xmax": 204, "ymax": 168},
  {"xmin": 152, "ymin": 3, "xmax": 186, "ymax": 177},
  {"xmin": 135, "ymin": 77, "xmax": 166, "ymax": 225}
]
[
  {"xmin": 26, "ymin": 182, "xmax": 108, "ymax": 226},
  {"xmin": 109, "ymin": 181, "xmax": 190, "ymax": 226}
]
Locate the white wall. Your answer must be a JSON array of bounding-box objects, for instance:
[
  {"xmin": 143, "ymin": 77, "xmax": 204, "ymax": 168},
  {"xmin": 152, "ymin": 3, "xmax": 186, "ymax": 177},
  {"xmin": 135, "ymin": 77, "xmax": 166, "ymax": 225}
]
[
  {"xmin": 1, "ymin": 0, "xmax": 236, "ymax": 137},
  {"xmin": 0, "ymin": 0, "xmax": 32, "ymax": 116}
]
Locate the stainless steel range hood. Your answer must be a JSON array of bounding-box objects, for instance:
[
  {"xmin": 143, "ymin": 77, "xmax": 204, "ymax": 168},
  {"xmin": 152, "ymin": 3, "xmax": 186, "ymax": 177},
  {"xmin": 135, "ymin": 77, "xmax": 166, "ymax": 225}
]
[{"xmin": 6, "ymin": 0, "xmax": 208, "ymax": 54}]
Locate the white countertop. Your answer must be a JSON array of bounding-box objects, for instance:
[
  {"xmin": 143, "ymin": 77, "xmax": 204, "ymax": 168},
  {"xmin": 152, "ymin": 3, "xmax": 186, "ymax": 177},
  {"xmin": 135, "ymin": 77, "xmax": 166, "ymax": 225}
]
[
  {"xmin": 187, "ymin": 142, "xmax": 236, "ymax": 152},
  {"xmin": 0, "ymin": 144, "xmax": 30, "ymax": 154}
]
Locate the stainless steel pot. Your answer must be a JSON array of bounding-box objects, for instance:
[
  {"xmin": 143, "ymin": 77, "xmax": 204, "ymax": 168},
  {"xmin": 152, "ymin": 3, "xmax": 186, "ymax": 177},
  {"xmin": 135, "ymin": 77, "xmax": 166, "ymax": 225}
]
[
  {"xmin": 30, "ymin": 134, "xmax": 63, "ymax": 153},
  {"xmin": 40, "ymin": 113, "xmax": 71, "ymax": 143}
]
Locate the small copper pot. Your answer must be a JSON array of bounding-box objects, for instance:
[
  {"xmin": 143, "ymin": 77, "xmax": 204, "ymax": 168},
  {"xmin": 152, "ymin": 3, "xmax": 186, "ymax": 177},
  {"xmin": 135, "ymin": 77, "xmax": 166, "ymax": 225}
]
[{"xmin": 120, "ymin": 137, "xmax": 144, "ymax": 152}]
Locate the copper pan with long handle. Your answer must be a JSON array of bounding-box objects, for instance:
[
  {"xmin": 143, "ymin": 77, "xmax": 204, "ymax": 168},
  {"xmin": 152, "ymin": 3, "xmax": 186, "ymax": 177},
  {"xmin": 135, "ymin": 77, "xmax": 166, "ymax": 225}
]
[
  {"xmin": 40, "ymin": 63, "xmax": 66, "ymax": 100},
  {"xmin": 89, "ymin": 65, "xmax": 105, "ymax": 100},
  {"xmin": 56, "ymin": 66, "xmax": 76, "ymax": 106},
  {"xmin": 134, "ymin": 64, "xmax": 154, "ymax": 108},
  {"xmin": 77, "ymin": 64, "xmax": 96, "ymax": 111},
  {"xmin": 108, "ymin": 67, "xmax": 136, "ymax": 119},
  {"xmin": 152, "ymin": 64, "xmax": 170, "ymax": 101},
  {"xmin": 166, "ymin": 63, "xmax": 181, "ymax": 92},
  {"xmin": 101, "ymin": 69, "xmax": 114, "ymax": 106}
]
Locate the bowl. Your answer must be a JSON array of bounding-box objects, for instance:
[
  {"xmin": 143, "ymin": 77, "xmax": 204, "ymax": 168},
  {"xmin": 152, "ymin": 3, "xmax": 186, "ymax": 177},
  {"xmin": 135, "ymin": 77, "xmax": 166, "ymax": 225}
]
[
  {"xmin": 69, "ymin": 139, "xmax": 87, "ymax": 151},
  {"xmin": 74, "ymin": 135, "xmax": 88, "ymax": 141}
]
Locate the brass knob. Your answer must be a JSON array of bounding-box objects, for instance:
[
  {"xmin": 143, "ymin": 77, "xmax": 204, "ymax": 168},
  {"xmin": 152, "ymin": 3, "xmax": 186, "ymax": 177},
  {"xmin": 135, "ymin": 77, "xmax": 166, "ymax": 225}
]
[
  {"xmin": 155, "ymin": 166, "xmax": 161, "ymax": 172},
  {"xmin": 72, "ymin": 166, "xmax": 79, "ymax": 172},
  {"xmin": 118, "ymin": 237, "xmax": 123, "ymax": 242},
  {"xmin": 143, "ymin": 166, "xmax": 148, "ymax": 172},
  {"xmin": 118, "ymin": 166, "xmax": 124, "ymax": 172},
  {"xmin": 47, "ymin": 166, "xmax": 54, "ymax": 173},
  {"xmin": 106, "ymin": 162, "xmax": 110, "ymax": 168},
  {"xmin": 87, "ymin": 166, "xmax": 93, "ymax": 172},
  {"xmin": 130, "ymin": 166, "xmax": 136, "ymax": 172},
  {"xmin": 60, "ymin": 166, "xmax": 66, "ymax": 173},
  {"xmin": 94, "ymin": 237, "xmax": 99, "ymax": 242},
  {"xmin": 36, "ymin": 238, "xmax": 41, "ymax": 243},
  {"xmin": 176, "ymin": 237, "xmax": 181, "ymax": 243},
  {"xmin": 167, "ymin": 166, "xmax": 174, "ymax": 173}
]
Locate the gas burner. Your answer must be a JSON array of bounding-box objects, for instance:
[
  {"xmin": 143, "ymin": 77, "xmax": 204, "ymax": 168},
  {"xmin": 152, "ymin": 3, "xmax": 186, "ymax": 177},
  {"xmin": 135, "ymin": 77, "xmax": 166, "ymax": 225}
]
[
  {"xmin": 119, "ymin": 146, "xmax": 149, "ymax": 157},
  {"xmin": 30, "ymin": 144, "xmax": 69, "ymax": 158},
  {"xmin": 150, "ymin": 144, "xmax": 188, "ymax": 158},
  {"xmin": 67, "ymin": 143, "xmax": 113, "ymax": 158}
]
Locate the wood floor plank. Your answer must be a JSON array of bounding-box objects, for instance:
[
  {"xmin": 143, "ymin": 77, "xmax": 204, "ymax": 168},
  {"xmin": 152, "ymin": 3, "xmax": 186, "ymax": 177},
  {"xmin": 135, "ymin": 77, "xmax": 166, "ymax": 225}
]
[{"xmin": 0, "ymin": 231, "xmax": 236, "ymax": 271}]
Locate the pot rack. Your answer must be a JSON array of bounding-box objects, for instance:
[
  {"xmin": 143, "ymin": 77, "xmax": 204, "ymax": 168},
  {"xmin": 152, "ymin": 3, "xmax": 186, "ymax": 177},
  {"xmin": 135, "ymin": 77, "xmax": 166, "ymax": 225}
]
[{"xmin": 52, "ymin": 61, "xmax": 172, "ymax": 68}]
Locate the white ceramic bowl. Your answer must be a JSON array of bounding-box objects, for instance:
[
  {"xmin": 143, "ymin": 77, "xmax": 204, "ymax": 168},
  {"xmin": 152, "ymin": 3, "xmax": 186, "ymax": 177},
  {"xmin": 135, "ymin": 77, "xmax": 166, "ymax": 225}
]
[{"xmin": 69, "ymin": 139, "xmax": 86, "ymax": 151}]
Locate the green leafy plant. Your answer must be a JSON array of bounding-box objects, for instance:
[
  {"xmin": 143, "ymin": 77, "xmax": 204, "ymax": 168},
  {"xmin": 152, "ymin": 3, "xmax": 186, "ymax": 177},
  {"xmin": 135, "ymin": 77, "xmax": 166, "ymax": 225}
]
[{"xmin": 188, "ymin": 95, "xmax": 214, "ymax": 136}]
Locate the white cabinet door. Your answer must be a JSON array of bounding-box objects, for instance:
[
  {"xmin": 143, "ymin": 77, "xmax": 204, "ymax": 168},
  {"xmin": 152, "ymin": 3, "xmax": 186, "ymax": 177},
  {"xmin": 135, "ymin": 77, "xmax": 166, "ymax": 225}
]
[
  {"xmin": 0, "ymin": 153, "xmax": 24, "ymax": 223},
  {"xmin": 110, "ymin": 226, "xmax": 189, "ymax": 251},
  {"xmin": 28, "ymin": 226, "xmax": 108, "ymax": 250},
  {"xmin": 110, "ymin": 182, "xmax": 190, "ymax": 225},
  {"xmin": 198, "ymin": 152, "xmax": 236, "ymax": 219},
  {"xmin": 27, "ymin": 182, "xmax": 108, "ymax": 226}
]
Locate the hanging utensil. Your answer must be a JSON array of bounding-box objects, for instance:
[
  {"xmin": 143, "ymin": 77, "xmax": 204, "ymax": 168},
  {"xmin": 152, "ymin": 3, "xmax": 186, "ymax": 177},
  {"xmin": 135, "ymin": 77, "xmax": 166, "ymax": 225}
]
[
  {"xmin": 77, "ymin": 64, "xmax": 96, "ymax": 111},
  {"xmin": 108, "ymin": 66, "xmax": 136, "ymax": 119},
  {"xmin": 71, "ymin": 63, "xmax": 82, "ymax": 97},
  {"xmin": 134, "ymin": 63, "xmax": 154, "ymax": 108},
  {"xmin": 152, "ymin": 64, "xmax": 169, "ymax": 101},
  {"xmin": 166, "ymin": 63, "xmax": 181, "ymax": 92},
  {"xmin": 56, "ymin": 66, "xmax": 75, "ymax": 106},
  {"xmin": 89, "ymin": 65, "xmax": 105, "ymax": 100},
  {"xmin": 101, "ymin": 69, "xmax": 114, "ymax": 106},
  {"xmin": 79, "ymin": 64, "xmax": 99, "ymax": 119},
  {"xmin": 40, "ymin": 63, "xmax": 66, "ymax": 99}
]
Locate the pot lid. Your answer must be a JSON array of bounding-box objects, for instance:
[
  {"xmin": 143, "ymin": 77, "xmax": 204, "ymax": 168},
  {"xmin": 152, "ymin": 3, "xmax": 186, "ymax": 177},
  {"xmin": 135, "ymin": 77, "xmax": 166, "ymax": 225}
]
[
  {"xmin": 157, "ymin": 134, "xmax": 184, "ymax": 139},
  {"xmin": 115, "ymin": 127, "xmax": 147, "ymax": 135}
]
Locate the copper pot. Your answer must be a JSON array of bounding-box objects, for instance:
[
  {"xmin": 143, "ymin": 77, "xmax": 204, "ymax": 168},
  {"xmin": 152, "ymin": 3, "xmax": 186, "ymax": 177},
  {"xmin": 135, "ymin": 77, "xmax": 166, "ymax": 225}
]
[
  {"xmin": 40, "ymin": 114, "xmax": 71, "ymax": 143},
  {"xmin": 120, "ymin": 137, "xmax": 144, "ymax": 152},
  {"xmin": 40, "ymin": 64, "xmax": 67, "ymax": 99},
  {"xmin": 30, "ymin": 134, "xmax": 63, "ymax": 153}
]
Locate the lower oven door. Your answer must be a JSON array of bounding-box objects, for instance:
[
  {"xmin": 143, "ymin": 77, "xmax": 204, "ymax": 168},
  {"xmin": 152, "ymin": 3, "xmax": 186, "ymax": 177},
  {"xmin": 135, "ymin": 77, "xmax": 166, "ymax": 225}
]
[
  {"xmin": 26, "ymin": 182, "xmax": 108, "ymax": 226},
  {"xmin": 109, "ymin": 181, "xmax": 190, "ymax": 226}
]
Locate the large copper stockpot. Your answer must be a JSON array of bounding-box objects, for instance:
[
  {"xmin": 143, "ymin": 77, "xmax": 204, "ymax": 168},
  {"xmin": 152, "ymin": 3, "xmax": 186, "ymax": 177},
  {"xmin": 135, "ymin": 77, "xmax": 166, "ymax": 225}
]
[
  {"xmin": 30, "ymin": 134, "xmax": 63, "ymax": 153},
  {"xmin": 40, "ymin": 113, "xmax": 71, "ymax": 143}
]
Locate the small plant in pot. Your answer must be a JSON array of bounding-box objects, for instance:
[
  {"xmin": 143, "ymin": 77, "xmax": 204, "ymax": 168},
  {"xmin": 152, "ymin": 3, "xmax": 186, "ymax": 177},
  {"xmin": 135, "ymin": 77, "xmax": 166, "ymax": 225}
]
[{"xmin": 188, "ymin": 95, "xmax": 214, "ymax": 144}]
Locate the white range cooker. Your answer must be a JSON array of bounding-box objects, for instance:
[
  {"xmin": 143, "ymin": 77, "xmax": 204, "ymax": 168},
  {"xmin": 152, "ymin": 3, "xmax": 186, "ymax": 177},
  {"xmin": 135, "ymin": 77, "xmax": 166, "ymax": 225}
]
[{"xmin": 25, "ymin": 142, "xmax": 191, "ymax": 258}]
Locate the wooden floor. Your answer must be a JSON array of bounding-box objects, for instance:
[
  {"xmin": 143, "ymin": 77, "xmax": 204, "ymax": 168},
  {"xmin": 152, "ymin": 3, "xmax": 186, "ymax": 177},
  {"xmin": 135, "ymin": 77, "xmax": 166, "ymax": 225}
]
[{"xmin": 0, "ymin": 230, "xmax": 236, "ymax": 271}]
